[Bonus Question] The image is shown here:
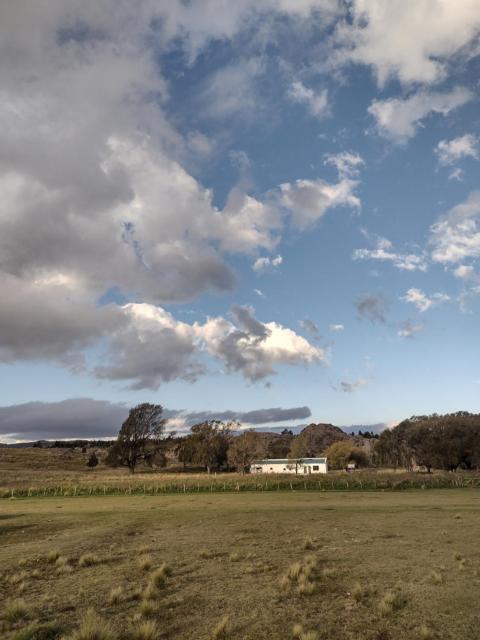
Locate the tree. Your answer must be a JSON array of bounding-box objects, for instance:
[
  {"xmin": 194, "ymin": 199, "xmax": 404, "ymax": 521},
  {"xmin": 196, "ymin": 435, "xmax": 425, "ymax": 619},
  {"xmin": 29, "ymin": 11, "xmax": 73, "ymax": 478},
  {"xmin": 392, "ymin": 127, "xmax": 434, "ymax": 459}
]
[
  {"xmin": 178, "ymin": 421, "xmax": 233, "ymax": 473},
  {"xmin": 228, "ymin": 430, "xmax": 262, "ymax": 473},
  {"xmin": 87, "ymin": 452, "xmax": 98, "ymax": 468},
  {"xmin": 106, "ymin": 403, "xmax": 166, "ymax": 474},
  {"xmin": 322, "ymin": 441, "xmax": 368, "ymax": 470}
]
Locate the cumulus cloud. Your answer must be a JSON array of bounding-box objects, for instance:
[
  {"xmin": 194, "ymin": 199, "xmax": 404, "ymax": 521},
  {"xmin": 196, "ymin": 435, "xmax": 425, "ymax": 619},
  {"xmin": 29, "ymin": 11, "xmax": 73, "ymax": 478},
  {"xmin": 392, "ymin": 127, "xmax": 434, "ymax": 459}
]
[
  {"xmin": 353, "ymin": 235, "xmax": 427, "ymax": 272},
  {"xmin": 333, "ymin": 0, "xmax": 480, "ymax": 87},
  {"xmin": 435, "ymin": 134, "xmax": 479, "ymax": 166},
  {"xmin": 355, "ymin": 293, "xmax": 389, "ymax": 324},
  {"xmin": 453, "ymin": 265, "xmax": 476, "ymax": 280},
  {"xmin": 280, "ymin": 177, "xmax": 361, "ymax": 230},
  {"xmin": 368, "ymin": 88, "xmax": 472, "ymax": 142},
  {"xmin": 92, "ymin": 303, "xmax": 325, "ymax": 389},
  {"xmin": 197, "ymin": 305, "xmax": 326, "ymax": 382},
  {"xmin": 252, "ymin": 255, "xmax": 283, "ymax": 272},
  {"xmin": 398, "ymin": 319, "xmax": 423, "ymax": 339},
  {"xmin": 288, "ymin": 81, "xmax": 328, "ymax": 118},
  {"xmin": 401, "ymin": 288, "xmax": 450, "ymax": 313},
  {"xmin": 430, "ymin": 192, "xmax": 480, "ymax": 264}
]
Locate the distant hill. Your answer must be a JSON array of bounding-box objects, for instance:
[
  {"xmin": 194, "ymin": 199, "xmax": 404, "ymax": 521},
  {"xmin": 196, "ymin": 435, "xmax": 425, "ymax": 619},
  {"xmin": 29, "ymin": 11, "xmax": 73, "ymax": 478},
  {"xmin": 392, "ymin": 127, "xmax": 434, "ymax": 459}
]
[{"xmin": 289, "ymin": 423, "xmax": 350, "ymax": 457}]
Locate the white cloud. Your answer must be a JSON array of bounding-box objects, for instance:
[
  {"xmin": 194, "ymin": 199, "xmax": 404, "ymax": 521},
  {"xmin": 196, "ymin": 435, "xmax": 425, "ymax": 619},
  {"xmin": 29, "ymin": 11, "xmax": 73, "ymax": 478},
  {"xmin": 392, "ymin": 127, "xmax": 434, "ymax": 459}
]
[
  {"xmin": 288, "ymin": 81, "xmax": 328, "ymax": 118},
  {"xmin": 333, "ymin": 0, "xmax": 480, "ymax": 87},
  {"xmin": 453, "ymin": 265, "xmax": 475, "ymax": 280},
  {"xmin": 401, "ymin": 288, "xmax": 450, "ymax": 313},
  {"xmin": 329, "ymin": 324, "xmax": 344, "ymax": 332},
  {"xmin": 430, "ymin": 192, "xmax": 480, "ymax": 264},
  {"xmin": 324, "ymin": 151, "xmax": 364, "ymax": 178},
  {"xmin": 368, "ymin": 88, "xmax": 472, "ymax": 142},
  {"xmin": 280, "ymin": 177, "xmax": 360, "ymax": 230},
  {"xmin": 252, "ymin": 255, "xmax": 283, "ymax": 272},
  {"xmin": 435, "ymin": 134, "xmax": 479, "ymax": 166},
  {"xmin": 353, "ymin": 235, "xmax": 427, "ymax": 271},
  {"xmin": 94, "ymin": 303, "xmax": 326, "ymax": 389}
]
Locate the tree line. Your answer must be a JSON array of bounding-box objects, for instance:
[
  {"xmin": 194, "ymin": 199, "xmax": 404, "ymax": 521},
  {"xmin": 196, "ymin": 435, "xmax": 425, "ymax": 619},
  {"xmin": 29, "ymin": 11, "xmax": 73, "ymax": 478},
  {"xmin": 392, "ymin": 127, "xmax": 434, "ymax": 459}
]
[{"xmin": 104, "ymin": 405, "xmax": 480, "ymax": 474}]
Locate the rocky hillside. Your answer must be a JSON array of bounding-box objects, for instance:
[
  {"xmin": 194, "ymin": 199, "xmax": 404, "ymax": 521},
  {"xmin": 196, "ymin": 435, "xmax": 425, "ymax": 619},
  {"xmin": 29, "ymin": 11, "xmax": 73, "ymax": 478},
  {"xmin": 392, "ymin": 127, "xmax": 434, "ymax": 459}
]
[{"xmin": 289, "ymin": 423, "xmax": 350, "ymax": 457}]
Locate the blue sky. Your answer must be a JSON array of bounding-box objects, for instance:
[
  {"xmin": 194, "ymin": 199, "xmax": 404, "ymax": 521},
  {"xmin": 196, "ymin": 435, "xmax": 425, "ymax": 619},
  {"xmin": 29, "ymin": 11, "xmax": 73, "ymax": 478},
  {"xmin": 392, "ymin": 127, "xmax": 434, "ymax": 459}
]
[{"xmin": 1, "ymin": 1, "xmax": 480, "ymax": 441}]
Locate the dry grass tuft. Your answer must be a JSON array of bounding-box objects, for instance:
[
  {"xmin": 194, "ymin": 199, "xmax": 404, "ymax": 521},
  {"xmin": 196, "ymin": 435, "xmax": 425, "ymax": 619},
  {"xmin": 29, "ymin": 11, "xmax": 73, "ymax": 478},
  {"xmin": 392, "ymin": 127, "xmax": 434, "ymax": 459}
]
[
  {"xmin": 229, "ymin": 552, "xmax": 241, "ymax": 562},
  {"xmin": 67, "ymin": 609, "xmax": 115, "ymax": 640},
  {"xmin": 149, "ymin": 563, "xmax": 171, "ymax": 589},
  {"xmin": 292, "ymin": 623, "xmax": 304, "ymax": 638},
  {"xmin": 303, "ymin": 537, "xmax": 315, "ymax": 551},
  {"xmin": 139, "ymin": 599, "xmax": 157, "ymax": 618},
  {"xmin": 131, "ymin": 620, "xmax": 158, "ymax": 640},
  {"xmin": 108, "ymin": 586, "xmax": 124, "ymax": 605},
  {"xmin": 352, "ymin": 581, "xmax": 368, "ymax": 602},
  {"xmin": 46, "ymin": 550, "xmax": 61, "ymax": 564},
  {"xmin": 9, "ymin": 571, "xmax": 28, "ymax": 585},
  {"xmin": 138, "ymin": 555, "xmax": 152, "ymax": 571},
  {"xmin": 418, "ymin": 625, "xmax": 434, "ymax": 639},
  {"xmin": 211, "ymin": 615, "xmax": 230, "ymax": 639},
  {"xmin": 377, "ymin": 590, "xmax": 405, "ymax": 617},
  {"xmin": 3, "ymin": 598, "xmax": 30, "ymax": 624},
  {"xmin": 429, "ymin": 570, "xmax": 443, "ymax": 584},
  {"xmin": 78, "ymin": 553, "xmax": 101, "ymax": 568},
  {"xmin": 281, "ymin": 555, "xmax": 320, "ymax": 596}
]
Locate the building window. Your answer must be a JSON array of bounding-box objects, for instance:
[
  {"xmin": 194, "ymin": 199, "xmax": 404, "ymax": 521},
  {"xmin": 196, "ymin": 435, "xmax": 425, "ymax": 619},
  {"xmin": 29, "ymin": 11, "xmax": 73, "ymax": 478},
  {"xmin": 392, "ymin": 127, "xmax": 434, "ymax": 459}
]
[{"xmin": 313, "ymin": 465, "xmax": 319, "ymax": 471}]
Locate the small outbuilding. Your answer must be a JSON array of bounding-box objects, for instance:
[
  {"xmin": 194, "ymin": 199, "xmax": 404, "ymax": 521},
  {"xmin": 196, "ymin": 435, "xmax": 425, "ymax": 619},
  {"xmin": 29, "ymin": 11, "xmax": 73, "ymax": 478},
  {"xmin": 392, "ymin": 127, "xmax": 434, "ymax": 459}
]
[{"xmin": 250, "ymin": 458, "xmax": 328, "ymax": 475}]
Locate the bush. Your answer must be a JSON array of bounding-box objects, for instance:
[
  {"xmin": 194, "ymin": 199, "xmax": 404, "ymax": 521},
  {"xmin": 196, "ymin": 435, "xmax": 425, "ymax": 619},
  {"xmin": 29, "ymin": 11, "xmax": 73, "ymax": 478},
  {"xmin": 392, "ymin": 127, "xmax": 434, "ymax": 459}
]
[{"xmin": 87, "ymin": 453, "xmax": 99, "ymax": 468}]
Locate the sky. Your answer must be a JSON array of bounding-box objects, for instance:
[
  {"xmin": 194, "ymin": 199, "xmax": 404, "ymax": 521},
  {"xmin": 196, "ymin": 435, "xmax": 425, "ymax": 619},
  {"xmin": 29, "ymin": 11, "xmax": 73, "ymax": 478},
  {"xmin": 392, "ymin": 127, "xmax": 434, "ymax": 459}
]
[{"xmin": 1, "ymin": 0, "xmax": 480, "ymax": 442}]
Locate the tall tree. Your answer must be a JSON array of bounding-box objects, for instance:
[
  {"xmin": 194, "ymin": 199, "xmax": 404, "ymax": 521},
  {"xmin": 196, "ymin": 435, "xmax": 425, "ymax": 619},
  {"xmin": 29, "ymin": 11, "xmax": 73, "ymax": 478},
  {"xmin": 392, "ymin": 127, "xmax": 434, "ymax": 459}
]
[
  {"xmin": 106, "ymin": 403, "xmax": 166, "ymax": 474},
  {"xmin": 180, "ymin": 421, "xmax": 233, "ymax": 473}
]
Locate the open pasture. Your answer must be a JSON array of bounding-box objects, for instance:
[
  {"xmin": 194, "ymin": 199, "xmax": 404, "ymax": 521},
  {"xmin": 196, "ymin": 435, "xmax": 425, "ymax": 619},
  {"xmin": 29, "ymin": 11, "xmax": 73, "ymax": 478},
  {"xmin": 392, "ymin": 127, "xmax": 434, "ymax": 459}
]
[{"xmin": 1, "ymin": 490, "xmax": 480, "ymax": 639}]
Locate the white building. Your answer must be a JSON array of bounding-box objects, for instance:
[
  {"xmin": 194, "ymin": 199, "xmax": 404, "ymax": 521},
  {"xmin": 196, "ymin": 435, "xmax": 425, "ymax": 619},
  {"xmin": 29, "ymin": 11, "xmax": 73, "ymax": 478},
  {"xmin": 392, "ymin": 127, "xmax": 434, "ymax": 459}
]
[{"xmin": 250, "ymin": 458, "xmax": 328, "ymax": 474}]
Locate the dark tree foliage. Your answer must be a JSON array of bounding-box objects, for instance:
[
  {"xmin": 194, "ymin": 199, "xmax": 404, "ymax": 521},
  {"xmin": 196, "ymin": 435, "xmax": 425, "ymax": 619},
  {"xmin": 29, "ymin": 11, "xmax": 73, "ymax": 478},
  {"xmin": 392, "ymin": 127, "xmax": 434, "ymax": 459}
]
[
  {"xmin": 87, "ymin": 452, "xmax": 98, "ymax": 467},
  {"xmin": 106, "ymin": 403, "xmax": 166, "ymax": 473},
  {"xmin": 374, "ymin": 412, "xmax": 480, "ymax": 471},
  {"xmin": 175, "ymin": 420, "xmax": 233, "ymax": 473}
]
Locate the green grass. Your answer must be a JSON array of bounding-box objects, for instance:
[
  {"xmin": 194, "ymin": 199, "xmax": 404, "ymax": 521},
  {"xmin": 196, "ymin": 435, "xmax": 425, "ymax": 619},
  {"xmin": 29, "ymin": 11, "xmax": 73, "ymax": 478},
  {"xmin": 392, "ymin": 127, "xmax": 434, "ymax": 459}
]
[{"xmin": 0, "ymin": 491, "xmax": 479, "ymax": 639}]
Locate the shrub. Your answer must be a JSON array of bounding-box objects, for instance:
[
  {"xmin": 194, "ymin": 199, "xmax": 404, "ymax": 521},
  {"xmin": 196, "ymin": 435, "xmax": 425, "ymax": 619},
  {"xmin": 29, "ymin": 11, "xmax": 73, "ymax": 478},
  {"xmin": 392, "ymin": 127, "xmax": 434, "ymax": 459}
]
[
  {"xmin": 4, "ymin": 598, "xmax": 30, "ymax": 624},
  {"xmin": 67, "ymin": 609, "xmax": 115, "ymax": 640},
  {"xmin": 87, "ymin": 453, "xmax": 99, "ymax": 468},
  {"xmin": 211, "ymin": 615, "xmax": 230, "ymax": 639}
]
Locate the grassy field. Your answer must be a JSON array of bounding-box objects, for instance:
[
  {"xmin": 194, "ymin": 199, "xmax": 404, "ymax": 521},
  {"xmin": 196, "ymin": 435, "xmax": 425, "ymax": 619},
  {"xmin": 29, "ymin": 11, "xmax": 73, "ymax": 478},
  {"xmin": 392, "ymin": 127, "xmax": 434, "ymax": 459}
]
[
  {"xmin": 2, "ymin": 448, "xmax": 479, "ymax": 496},
  {"xmin": 1, "ymin": 490, "xmax": 479, "ymax": 639}
]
